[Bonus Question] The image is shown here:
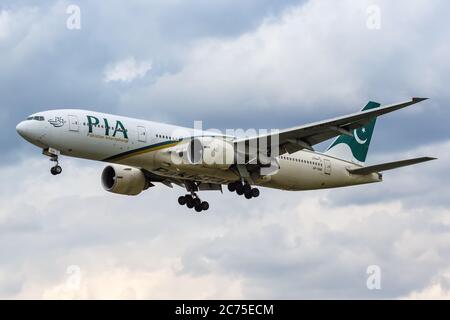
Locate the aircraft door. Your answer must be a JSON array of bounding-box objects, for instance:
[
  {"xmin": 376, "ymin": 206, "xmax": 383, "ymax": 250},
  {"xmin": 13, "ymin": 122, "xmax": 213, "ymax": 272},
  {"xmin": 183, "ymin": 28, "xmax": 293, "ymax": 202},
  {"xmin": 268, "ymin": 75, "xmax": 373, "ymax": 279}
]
[
  {"xmin": 68, "ymin": 115, "xmax": 79, "ymax": 132},
  {"xmin": 324, "ymin": 159, "xmax": 331, "ymax": 175},
  {"xmin": 137, "ymin": 126, "xmax": 146, "ymax": 142}
]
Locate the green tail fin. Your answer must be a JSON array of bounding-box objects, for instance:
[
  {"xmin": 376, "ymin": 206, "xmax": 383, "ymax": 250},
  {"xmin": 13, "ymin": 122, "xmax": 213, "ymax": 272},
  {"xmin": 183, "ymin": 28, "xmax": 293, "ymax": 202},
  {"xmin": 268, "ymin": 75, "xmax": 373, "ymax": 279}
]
[{"xmin": 325, "ymin": 101, "xmax": 380, "ymax": 165}]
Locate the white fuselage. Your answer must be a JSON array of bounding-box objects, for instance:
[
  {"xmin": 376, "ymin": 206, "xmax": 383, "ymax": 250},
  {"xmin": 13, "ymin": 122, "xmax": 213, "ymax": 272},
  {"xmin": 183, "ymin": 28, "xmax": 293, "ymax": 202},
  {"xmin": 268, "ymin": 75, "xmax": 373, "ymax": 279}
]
[{"xmin": 16, "ymin": 109, "xmax": 381, "ymax": 191}]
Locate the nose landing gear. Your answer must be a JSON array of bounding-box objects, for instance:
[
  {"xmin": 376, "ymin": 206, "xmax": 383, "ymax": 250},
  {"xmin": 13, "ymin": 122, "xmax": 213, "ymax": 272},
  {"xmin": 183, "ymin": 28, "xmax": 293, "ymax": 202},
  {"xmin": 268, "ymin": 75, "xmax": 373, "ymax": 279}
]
[
  {"xmin": 50, "ymin": 164, "xmax": 62, "ymax": 175},
  {"xmin": 228, "ymin": 181, "xmax": 260, "ymax": 199},
  {"xmin": 43, "ymin": 148, "xmax": 63, "ymax": 176},
  {"xmin": 50, "ymin": 155, "xmax": 62, "ymax": 176},
  {"xmin": 178, "ymin": 194, "xmax": 209, "ymax": 212}
]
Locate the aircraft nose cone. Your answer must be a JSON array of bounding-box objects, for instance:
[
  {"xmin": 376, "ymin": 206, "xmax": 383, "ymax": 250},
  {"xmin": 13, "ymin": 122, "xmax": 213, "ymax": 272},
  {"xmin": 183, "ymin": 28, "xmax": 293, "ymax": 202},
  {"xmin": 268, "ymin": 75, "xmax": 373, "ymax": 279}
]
[
  {"xmin": 16, "ymin": 121, "xmax": 28, "ymax": 138},
  {"xmin": 16, "ymin": 120, "xmax": 48, "ymax": 148}
]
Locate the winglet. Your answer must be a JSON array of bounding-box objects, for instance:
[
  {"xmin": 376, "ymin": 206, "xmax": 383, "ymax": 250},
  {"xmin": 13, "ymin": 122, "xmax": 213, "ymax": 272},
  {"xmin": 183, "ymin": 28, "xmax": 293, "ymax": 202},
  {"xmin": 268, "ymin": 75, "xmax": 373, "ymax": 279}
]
[{"xmin": 412, "ymin": 97, "xmax": 429, "ymax": 103}]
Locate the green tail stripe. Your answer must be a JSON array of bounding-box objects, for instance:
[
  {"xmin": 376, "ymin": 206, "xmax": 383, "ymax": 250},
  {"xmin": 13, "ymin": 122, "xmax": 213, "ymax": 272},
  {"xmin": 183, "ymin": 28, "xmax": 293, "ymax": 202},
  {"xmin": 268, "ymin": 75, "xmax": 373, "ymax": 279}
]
[{"xmin": 327, "ymin": 101, "xmax": 380, "ymax": 163}]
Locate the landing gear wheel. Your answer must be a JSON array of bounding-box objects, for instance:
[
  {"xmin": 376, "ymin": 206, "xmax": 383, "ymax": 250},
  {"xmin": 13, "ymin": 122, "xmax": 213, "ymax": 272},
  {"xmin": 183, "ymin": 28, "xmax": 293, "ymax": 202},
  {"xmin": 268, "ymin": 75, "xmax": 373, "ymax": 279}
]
[
  {"xmin": 227, "ymin": 182, "xmax": 237, "ymax": 192},
  {"xmin": 236, "ymin": 184, "xmax": 244, "ymax": 195},
  {"xmin": 180, "ymin": 191, "xmax": 210, "ymax": 212},
  {"xmin": 201, "ymin": 201, "xmax": 209, "ymax": 211},
  {"xmin": 178, "ymin": 196, "xmax": 187, "ymax": 205},
  {"xmin": 50, "ymin": 165, "xmax": 62, "ymax": 175},
  {"xmin": 49, "ymin": 153, "xmax": 62, "ymax": 176},
  {"xmin": 251, "ymin": 188, "xmax": 260, "ymax": 198},
  {"xmin": 186, "ymin": 196, "xmax": 195, "ymax": 208},
  {"xmin": 244, "ymin": 192, "xmax": 253, "ymax": 199},
  {"xmin": 243, "ymin": 184, "xmax": 251, "ymax": 194}
]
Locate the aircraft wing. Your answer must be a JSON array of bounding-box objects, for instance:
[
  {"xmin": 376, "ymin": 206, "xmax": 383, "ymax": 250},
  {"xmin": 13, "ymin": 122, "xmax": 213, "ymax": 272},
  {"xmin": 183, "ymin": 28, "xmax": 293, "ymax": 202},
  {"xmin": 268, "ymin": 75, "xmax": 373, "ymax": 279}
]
[
  {"xmin": 347, "ymin": 157, "xmax": 436, "ymax": 175},
  {"xmin": 142, "ymin": 169, "xmax": 225, "ymax": 191},
  {"xmin": 234, "ymin": 98, "xmax": 428, "ymax": 154}
]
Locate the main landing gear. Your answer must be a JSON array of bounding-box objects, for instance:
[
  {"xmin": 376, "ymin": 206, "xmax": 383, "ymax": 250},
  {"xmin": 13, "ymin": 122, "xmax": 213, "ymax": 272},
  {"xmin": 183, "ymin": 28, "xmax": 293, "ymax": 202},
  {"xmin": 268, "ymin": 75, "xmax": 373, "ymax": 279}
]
[
  {"xmin": 178, "ymin": 193, "xmax": 209, "ymax": 212},
  {"xmin": 227, "ymin": 181, "xmax": 260, "ymax": 199}
]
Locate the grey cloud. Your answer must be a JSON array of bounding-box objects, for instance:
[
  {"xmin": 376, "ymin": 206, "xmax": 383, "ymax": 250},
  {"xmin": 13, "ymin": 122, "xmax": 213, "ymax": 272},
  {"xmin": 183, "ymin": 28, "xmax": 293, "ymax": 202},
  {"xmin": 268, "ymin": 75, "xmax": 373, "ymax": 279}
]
[
  {"xmin": 2, "ymin": 0, "xmax": 302, "ymax": 160},
  {"xmin": 118, "ymin": 0, "xmax": 450, "ymax": 151},
  {"xmin": 1, "ymin": 140, "xmax": 450, "ymax": 298},
  {"xmin": 1, "ymin": 0, "xmax": 450, "ymax": 299},
  {"xmin": 179, "ymin": 197, "xmax": 450, "ymax": 299}
]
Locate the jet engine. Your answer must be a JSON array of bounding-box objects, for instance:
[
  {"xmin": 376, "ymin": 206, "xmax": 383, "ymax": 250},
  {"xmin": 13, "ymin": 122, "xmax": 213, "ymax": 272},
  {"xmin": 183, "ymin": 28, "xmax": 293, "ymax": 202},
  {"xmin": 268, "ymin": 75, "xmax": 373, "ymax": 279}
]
[
  {"xmin": 101, "ymin": 164, "xmax": 149, "ymax": 196},
  {"xmin": 186, "ymin": 137, "xmax": 235, "ymax": 168}
]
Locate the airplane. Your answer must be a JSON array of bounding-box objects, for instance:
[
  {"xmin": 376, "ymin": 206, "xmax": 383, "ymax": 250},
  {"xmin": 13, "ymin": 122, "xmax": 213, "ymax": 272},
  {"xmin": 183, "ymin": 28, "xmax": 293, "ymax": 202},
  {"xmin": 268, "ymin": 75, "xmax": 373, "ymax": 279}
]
[{"xmin": 16, "ymin": 97, "xmax": 436, "ymax": 212}]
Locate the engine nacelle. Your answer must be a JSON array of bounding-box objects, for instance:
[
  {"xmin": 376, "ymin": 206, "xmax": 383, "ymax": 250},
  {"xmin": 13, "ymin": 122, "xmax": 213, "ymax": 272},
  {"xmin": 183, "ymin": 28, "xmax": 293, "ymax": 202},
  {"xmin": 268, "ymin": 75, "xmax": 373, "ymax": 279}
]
[
  {"xmin": 101, "ymin": 164, "xmax": 148, "ymax": 196},
  {"xmin": 187, "ymin": 137, "xmax": 235, "ymax": 168}
]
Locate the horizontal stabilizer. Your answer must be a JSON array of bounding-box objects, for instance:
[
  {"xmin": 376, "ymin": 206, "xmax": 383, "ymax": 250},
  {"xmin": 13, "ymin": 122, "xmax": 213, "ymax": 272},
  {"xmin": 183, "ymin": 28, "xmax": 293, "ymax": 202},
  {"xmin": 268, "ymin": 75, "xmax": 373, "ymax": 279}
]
[{"xmin": 348, "ymin": 157, "xmax": 436, "ymax": 175}]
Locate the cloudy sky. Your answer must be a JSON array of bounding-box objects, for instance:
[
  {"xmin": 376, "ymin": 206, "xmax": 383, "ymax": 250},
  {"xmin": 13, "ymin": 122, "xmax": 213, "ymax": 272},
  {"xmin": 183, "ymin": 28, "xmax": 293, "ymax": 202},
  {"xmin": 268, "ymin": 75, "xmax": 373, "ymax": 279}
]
[{"xmin": 1, "ymin": 0, "xmax": 449, "ymax": 299}]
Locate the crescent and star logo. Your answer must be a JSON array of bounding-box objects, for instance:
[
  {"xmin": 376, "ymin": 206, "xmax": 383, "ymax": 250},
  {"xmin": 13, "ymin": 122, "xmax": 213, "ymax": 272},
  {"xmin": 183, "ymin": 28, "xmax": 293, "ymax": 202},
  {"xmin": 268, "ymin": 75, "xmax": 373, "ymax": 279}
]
[{"xmin": 353, "ymin": 127, "xmax": 368, "ymax": 145}]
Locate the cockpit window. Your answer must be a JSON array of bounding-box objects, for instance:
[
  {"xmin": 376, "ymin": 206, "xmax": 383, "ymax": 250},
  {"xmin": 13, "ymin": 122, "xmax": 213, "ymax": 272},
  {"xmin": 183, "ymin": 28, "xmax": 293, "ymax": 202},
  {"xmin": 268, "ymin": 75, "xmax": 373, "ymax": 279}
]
[{"xmin": 26, "ymin": 116, "xmax": 45, "ymax": 121}]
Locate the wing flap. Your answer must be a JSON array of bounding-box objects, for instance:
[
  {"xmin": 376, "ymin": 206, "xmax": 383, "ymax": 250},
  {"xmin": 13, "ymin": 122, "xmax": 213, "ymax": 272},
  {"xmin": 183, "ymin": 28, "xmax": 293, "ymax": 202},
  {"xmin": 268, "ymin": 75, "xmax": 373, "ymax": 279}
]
[{"xmin": 348, "ymin": 157, "xmax": 436, "ymax": 175}]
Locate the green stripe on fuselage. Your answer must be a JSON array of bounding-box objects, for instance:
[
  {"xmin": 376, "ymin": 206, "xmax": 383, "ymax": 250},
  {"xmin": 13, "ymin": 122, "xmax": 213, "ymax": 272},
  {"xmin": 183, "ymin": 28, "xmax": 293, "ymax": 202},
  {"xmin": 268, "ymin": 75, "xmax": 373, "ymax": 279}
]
[{"xmin": 102, "ymin": 140, "xmax": 181, "ymax": 162}]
